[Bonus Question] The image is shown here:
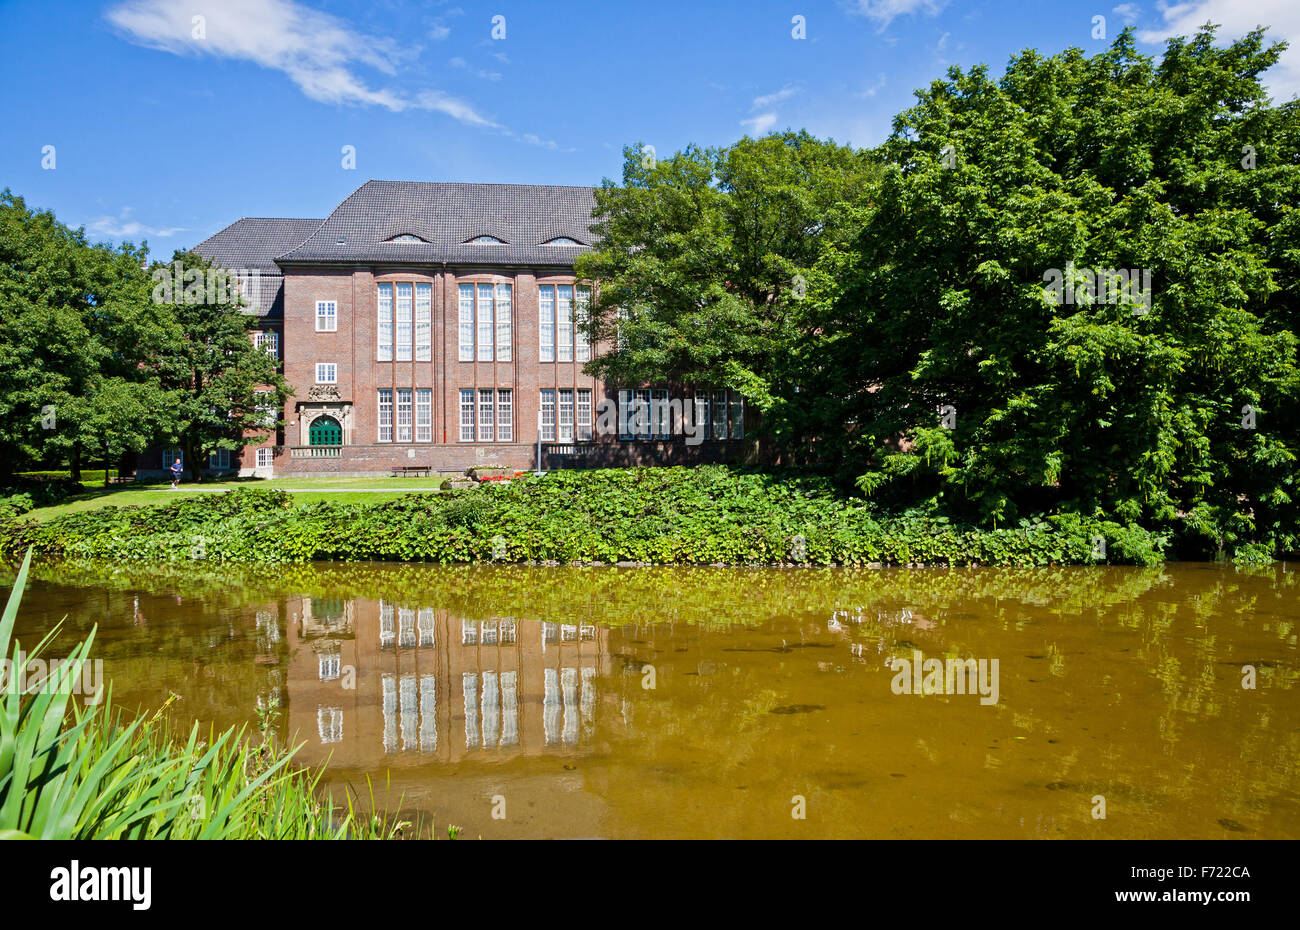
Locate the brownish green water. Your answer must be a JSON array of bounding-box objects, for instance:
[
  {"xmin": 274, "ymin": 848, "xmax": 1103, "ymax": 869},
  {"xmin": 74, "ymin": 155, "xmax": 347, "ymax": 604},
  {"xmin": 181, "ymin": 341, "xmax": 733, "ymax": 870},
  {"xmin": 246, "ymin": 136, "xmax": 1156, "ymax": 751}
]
[{"xmin": 3, "ymin": 561, "xmax": 1297, "ymax": 839}]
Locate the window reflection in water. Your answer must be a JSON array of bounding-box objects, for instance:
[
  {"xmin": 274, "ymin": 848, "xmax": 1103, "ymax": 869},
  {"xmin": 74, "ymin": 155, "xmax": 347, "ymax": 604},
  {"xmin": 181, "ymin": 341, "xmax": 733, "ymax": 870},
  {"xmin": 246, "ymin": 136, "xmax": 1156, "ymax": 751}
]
[{"xmin": 287, "ymin": 597, "xmax": 610, "ymax": 763}]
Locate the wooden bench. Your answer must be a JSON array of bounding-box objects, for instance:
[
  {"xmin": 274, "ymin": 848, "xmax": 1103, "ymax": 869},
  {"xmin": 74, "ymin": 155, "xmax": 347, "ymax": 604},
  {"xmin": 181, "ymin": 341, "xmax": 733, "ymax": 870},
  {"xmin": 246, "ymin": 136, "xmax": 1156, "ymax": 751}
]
[
  {"xmin": 108, "ymin": 475, "xmax": 135, "ymax": 485},
  {"xmin": 394, "ymin": 465, "xmax": 432, "ymax": 477}
]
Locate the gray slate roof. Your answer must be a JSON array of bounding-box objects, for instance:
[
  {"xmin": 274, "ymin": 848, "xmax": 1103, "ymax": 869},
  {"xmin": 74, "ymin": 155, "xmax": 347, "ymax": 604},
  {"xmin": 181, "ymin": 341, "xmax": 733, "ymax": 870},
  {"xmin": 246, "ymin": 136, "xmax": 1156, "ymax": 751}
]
[
  {"xmin": 274, "ymin": 180, "xmax": 599, "ymax": 267},
  {"xmin": 193, "ymin": 217, "xmax": 323, "ymax": 319},
  {"xmin": 194, "ymin": 217, "xmax": 325, "ymax": 271}
]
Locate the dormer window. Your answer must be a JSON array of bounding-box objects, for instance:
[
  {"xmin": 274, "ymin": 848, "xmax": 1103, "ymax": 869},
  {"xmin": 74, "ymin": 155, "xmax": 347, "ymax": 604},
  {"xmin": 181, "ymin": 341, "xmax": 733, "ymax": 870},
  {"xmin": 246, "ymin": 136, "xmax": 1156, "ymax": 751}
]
[
  {"xmin": 543, "ymin": 237, "xmax": 583, "ymax": 246},
  {"xmin": 467, "ymin": 235, "xmax": 505, "ymax": 244},
  {"xmin": 386, "ymin": 234, "xmax": 427, "ymax": 243}
]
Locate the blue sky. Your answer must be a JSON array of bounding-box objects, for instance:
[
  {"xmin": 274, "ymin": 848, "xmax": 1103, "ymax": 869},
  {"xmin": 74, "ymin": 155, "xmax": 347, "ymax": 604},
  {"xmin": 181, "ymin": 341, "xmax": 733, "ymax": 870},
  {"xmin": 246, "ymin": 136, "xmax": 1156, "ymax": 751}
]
[{"xmin": 2, "ymin": 0, "xmax": 1296, "ymax": 259}]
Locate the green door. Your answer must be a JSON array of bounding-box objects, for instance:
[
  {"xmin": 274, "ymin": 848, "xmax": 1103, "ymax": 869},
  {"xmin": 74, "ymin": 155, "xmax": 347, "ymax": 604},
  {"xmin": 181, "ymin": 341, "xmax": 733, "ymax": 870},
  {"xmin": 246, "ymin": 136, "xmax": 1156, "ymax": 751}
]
[{"xmin": 309, "ymin": 415, "xmax": 342, "ymax": 446}]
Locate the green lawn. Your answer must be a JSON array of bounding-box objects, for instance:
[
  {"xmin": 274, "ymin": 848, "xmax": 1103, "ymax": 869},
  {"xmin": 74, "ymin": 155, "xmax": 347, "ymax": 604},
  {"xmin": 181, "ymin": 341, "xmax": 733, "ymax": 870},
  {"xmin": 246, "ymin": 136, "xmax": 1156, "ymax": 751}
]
[{"xmin": 18, "ymin": 475, "xmax": 459, "ymax": 522}]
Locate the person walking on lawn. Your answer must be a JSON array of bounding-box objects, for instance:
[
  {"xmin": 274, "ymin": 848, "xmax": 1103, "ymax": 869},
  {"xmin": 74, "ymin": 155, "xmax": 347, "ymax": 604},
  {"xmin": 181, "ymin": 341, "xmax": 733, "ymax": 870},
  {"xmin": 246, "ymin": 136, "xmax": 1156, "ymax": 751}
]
[{"xmin": 170, "ymin": 457, "xmax": 183, "ymax": 489}]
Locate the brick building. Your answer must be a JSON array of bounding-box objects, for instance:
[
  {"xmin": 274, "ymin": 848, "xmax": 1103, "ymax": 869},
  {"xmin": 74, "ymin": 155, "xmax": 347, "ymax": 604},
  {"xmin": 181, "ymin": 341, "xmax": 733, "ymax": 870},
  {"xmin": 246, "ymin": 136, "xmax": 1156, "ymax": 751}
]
[{"xmin": 160, "ymin": 180, "xmax": 750, "ymax": 478}]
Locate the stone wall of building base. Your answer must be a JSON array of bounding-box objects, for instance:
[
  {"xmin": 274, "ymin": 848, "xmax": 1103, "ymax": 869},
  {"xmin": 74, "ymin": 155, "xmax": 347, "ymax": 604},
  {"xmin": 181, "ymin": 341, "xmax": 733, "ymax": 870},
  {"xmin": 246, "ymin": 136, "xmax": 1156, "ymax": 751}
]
[{"xmin": 274, "ymin": 440, "xmax": 756, "ymax": 476}]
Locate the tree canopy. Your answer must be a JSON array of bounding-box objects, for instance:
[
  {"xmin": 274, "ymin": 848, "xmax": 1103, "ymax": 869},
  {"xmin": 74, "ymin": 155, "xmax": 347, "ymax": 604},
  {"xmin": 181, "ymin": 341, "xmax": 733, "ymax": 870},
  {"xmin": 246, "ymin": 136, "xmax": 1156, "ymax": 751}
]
[
  {"xmin": 577, "ymin": 26, "xmax": 1300, "ymax": 559},
  {"xmin": 0, "ymin": 192, "xmax": 290, "ymax": 482}
]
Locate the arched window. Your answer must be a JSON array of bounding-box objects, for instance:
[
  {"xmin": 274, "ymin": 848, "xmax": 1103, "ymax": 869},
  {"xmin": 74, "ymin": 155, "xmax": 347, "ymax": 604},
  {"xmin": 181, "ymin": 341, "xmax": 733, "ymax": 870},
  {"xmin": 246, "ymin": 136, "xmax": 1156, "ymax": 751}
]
[
  {"xmin": 542, "ymin": 237, "xmax": 582, "ymax": 246},
  {"xmin": 309, "ymin": 415, "xmax": 342, "ymax": 446},
  {"xmin": 386, "ymin": 234, "xmax": 427, "ymax": 243},
  {"xmin": 467, "ymin": 235, "xmax": 504, "ymax": 244}
]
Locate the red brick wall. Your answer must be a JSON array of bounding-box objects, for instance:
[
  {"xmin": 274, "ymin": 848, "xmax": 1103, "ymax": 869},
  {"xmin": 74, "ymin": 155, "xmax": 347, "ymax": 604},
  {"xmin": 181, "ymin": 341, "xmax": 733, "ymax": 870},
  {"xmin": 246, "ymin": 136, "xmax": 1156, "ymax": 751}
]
[
  {"xmin": 280, "ymin": 265, "xmax": 600, "ymax": 469},
  {"xmin": 231, "ymin": 263, "xmax": 760, "ymax": 476}
]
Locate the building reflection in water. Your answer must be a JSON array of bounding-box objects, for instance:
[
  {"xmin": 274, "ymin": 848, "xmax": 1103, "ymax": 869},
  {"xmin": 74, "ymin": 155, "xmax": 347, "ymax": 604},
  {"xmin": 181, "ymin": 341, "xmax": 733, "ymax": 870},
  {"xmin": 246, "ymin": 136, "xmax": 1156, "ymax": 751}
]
[{"xmin": 285, "ymin": 596, "xmax": 609, "ymax": 766}]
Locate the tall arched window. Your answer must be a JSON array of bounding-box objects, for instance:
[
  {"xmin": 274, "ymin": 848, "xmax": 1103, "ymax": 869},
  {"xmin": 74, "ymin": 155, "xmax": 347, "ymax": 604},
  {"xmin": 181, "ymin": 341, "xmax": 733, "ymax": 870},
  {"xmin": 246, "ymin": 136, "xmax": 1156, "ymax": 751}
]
[{"xmin": 309, "ymin": 415, "xmax": 342, "ymax": 446}]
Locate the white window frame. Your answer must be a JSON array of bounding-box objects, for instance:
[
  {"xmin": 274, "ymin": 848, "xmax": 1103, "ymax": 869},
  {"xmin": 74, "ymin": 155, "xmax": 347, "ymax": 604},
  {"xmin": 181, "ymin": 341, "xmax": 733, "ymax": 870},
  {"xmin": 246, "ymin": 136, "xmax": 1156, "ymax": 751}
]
[
  {"xmin": 254, "ymin": 331, "xmax": 278, "ymax": 359},
  {"xmin": 377, "ymin": 283, "xmax": 393, "ymax": 361},
  {"xmin": 315, "ymin": 363, "xmax": 337, "ymax": 384},
  {"xmin": 634, "ymin": 389, "xmax": 652, "ymax": 439},
  {"xmin": 557, "ymin": 285, "xmax": 573, "ymax": 363},
  {"xmin": 415, "ymin": 388, "xmax": 432, "ymax": 442},
  {"xmin": 617, "ymin": 390, "xmax": 633, "ymax": 440},
  {"xmin": 458, "ymin": 285, "xmax": 474, "ymax": 361},
  {"xmin": 539, "ymin": 286, "xmax": 555, "ymax": 362},
  {"xmin": 378, "ymin": 389, "xmax": 393, "ymax": 442},
  {"xmin": 395, "ymin": 283, "xmax": 412, "ymax": 362},
  {"xmin": 497, "ymin": 389, "xmax": 513, "ymax": 442},
  {"xmin": 456, "ymin": 387, "xmax": 511, "ymax": 443},
  {"xmin": 315, "ymin": 300, "xmax": 337, "ymax": 333},
  {"xmin": 256, "ymin": 447, "xmax": 273, "ymax": 468},
  {"xmin": 254, "ymin": 390, "xmax": 276, "ymax": 428},
  {"xmin": 558, "ymin": 388, "xmax": 574, "ymax": 442},
  {"xmin": 495, "ymin": 283, "xmax": 512, "ymax": 362},
  {"xmin": 539, "ymin": 389, "xmax": 556, "ymax": 441},
  {"xmin": 711, "ymin": 389, "xmax": 727, "ymax": 439},
  {"xmin": 729, "ymin": 393, "xmax": 745, "ymax": 439},
  {"xmin": 396, "ymin": 388, "xmax": 413, "ymax": 443},
  {"xmin": 477, "ymin": 388, "xmax": 495, "ymax": 442},
  {"xmin": 476, "ymin": 284, "xmax": 494, "ymax": 362},
  {"xmin": 415, "ymin": 283, "xmax": 432, "ymax": 361},
  {"xmin": 576, "ymin": 388, "xmax": 592, "ymax": 441},
  {"xmin": 459, "ymin": 389, "xmax": 475, "ymax": 442},
  {"xmin": 574, "ymin": 286, "xmax": 591, "ymax": 363},
  {"xmin": 652, "ymin": 388, "xmax": 670, "ymax": 437}
]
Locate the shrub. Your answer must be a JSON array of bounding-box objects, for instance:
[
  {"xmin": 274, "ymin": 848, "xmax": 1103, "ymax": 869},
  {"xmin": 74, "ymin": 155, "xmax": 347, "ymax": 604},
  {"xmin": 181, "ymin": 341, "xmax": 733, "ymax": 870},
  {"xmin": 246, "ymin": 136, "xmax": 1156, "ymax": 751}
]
[{"xmin": 0, "ymin": 468, "xmax": 1177, "ymax": 566}]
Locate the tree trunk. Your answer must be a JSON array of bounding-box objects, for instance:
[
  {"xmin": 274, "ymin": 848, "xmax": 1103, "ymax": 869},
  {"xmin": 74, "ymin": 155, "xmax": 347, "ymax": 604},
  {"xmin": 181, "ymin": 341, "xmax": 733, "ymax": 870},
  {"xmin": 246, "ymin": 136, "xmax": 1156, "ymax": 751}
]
[{"xmin": 70, "ymin": 444, "xmax": 81, "ymax": 483}]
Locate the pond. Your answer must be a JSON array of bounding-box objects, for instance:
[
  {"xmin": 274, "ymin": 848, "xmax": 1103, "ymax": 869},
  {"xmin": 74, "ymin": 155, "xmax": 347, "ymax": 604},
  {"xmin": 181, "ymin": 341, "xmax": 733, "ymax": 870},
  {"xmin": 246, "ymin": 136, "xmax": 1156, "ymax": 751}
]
[{"xmin": 3, "ymin": 561, "xmax": 1297, "ymax": 839}]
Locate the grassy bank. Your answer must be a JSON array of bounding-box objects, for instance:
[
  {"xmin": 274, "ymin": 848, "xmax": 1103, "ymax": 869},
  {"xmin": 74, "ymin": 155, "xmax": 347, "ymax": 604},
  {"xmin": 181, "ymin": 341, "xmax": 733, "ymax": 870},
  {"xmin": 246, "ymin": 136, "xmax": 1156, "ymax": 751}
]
[
  {"xmin": 9, "ymin": 475, "xmax": 457, "ymax": 523},
  {"xmin": 1, "ymin": 467, "xmax": 1171, "ymax": 566},
  {"xmin": 0, "ymin": 552, "xmax": 411, "ymax": 839}
]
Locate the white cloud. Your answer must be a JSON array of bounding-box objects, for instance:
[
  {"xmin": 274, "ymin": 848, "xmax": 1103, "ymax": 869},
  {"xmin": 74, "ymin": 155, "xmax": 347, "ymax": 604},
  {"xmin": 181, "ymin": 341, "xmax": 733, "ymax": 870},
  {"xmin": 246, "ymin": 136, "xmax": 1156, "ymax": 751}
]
[
  {"xmin": 1112, "ymin": 3, "xmax": 1140, "ymax": 25},
  {"xmin": 428, "ymin": 3, "xmax": 462, "ymax": 39},
  {"xmin": 87, "ymin": 208, "xmax": 183, "ymax": 240},
  {"xmin": 845, "ymin": 0, "xmax": 947, "ymax": 31},
  {"xmin": 106, "ymin": 0, "xmax": 498, "ymax": 125},
  {"xmin": 752, "ymin": 84, "xmax": 799, "ymax": 109},
  {"xmin": 742, "ymin": 85, "xmax": 798, "ymax": 135},
  {"xmin": 506, "ymin": 131, "xmax": 573, "ymax": 153},
  {"xmin": 448, "ymin": 56, "xmax": 501, "ymax": 81},
  {"xmin": 856, "ymin": 73, "xmax": 887, "ymax": 98},
  {"xmin": 414, "ymin": 90, "xmax": 496, "ymax": 126},
  {"xmin": 1137, "ymin": 0, "xmax": 1300, "ymax": 99}
]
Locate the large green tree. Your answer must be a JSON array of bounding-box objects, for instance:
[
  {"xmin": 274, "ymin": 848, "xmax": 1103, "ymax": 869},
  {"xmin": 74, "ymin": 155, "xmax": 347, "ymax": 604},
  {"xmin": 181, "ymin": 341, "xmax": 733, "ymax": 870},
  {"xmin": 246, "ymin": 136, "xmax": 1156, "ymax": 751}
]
[
  {"xmin": 150, "ymin": 250, "xmax": 292, "ymax": 481},
  {"xmin": 0, "ymin": 190, "xmax": 175, "ymax": 481},
  {"xmin": 0, "ymin": 194, "xmax": 292, "ymax": 484},
  {"xmin": 580, "ymin": 27, "xmax": 1300, "ymax": 558},
  {"xmin": 576, "ymin": 132, "xmax": 876, "ymax": 452},
  {"xmin": 832, "ymin": 27, "xmax": 1300, "ymax": 557}
]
